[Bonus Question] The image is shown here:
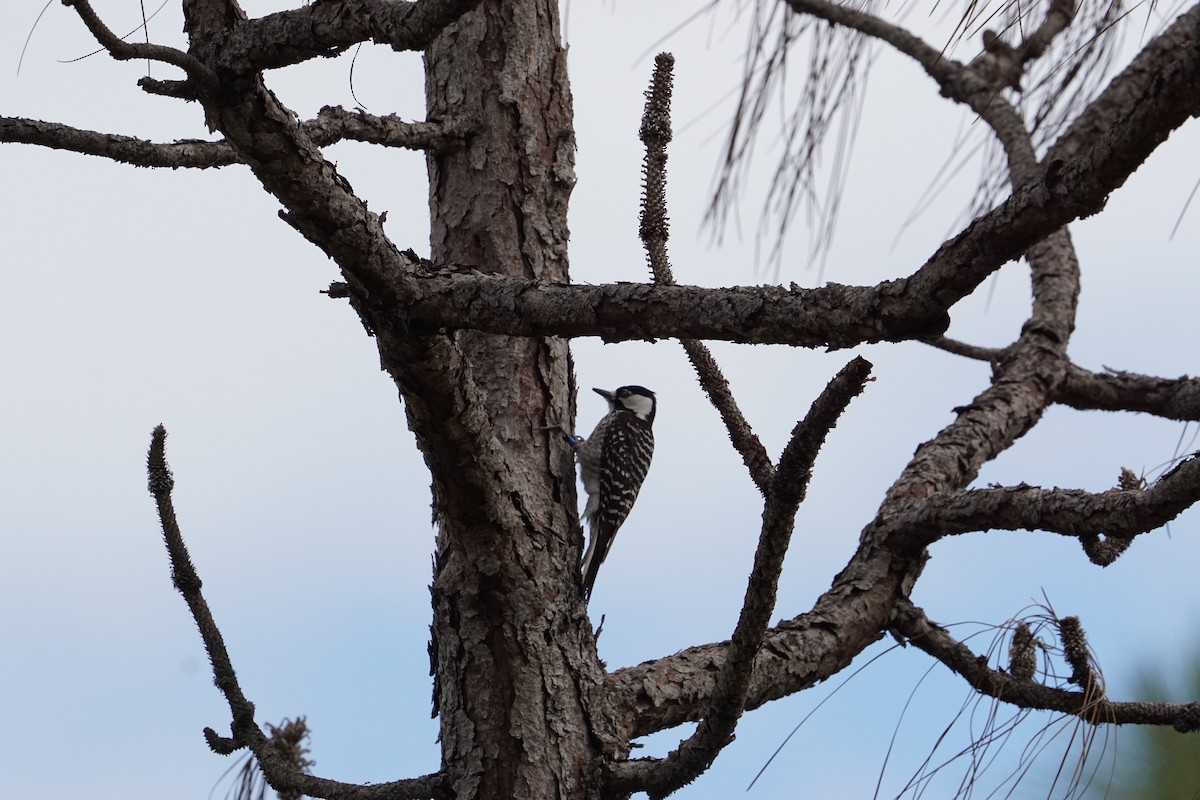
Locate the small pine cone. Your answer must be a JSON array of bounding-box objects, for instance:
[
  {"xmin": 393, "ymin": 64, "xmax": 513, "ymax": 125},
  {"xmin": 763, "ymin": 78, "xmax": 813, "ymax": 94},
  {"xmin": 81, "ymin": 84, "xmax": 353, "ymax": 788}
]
[
  {"xmin": 1059, "ymin": 616, "xmax": 1092, "ymax": 687},
  {"xmin": 1009, "ymin": 622, "xmax": 1037, "ymax": 681}
]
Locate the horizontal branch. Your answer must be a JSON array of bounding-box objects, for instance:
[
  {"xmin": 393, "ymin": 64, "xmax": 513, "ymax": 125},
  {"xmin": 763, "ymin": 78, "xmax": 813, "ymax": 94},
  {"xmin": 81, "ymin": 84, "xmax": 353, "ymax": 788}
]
[
  {"xmin": 315, "ymin": 9, "xmax": 1200, "ymax": 347},
  {"xmin": 330, "ymin": 274, "xmax": 950, "ymax": 346},
  {"xmin": 879, "ymin": 454, "xmax": 1200, "ymax": 554},
  {"xmin": 0, "ymin": 117, "xmax": 233, "ymax": 168},
  {"xmin": 309, "ymin": 106, "xmax": 468, "ymax": 151},
  {"xmin": 892, "ymin": 600, "xmax": 1200, "ymax": 731},
  {"xmin": 1056, "ymin": 364, "xmax": 1200, "ymax": 421},
  {"xmin": 922, "ymin": 355, "xmax": 1200, "ymax": 422},
  {"xmin": 0, "ymin": 109, "xmax": 460, "ymax": 169},
  {"xmin": 205, "ymin": 0, "xmax": 485, "ymax": 73}
]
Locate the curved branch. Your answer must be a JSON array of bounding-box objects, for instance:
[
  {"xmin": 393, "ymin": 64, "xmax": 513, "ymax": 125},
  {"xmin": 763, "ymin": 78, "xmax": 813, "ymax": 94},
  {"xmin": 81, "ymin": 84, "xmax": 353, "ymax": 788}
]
[
  {"xmin": 892, "ymin": 600, "xmax": 1200, "ymax": 731},
  {"xmin": 783, "ymin": 0, "xmax": 1036, "ymax": 179},
  {"xmin": 63, "ymin": 0, "xmax": 217, "ymax": 89},
  {"xmin": 147, "ymin": 427, "xmax": 449, "ymax": 800},
  {"xmin": 924, "ymin": 335, "xmax": 1005, "ymax": 363},
  {"xmin": 1056, "ymin": 364, "xmax": 1200, "ymax": 421}
]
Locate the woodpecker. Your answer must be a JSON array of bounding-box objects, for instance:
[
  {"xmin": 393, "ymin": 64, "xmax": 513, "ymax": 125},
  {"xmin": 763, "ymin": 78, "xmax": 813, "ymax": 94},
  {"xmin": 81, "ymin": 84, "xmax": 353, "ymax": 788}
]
[{"xmin": 574, "ymin": 385, "xmax": 656, "ymax": 601}]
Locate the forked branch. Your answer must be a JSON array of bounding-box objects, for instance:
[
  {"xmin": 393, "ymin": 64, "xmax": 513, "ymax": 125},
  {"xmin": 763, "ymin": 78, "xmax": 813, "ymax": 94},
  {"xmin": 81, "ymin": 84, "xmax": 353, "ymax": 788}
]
[{"xmin": 62, "ymin": 0, "xmax": 216, "ymax": 89}]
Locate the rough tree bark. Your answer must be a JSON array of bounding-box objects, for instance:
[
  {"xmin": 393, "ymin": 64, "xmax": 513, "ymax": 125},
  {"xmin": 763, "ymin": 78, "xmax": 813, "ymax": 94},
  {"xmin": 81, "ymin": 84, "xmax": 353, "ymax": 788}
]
[
  {"xmin": 6, "ymin": 1, "xmax": 1200, "ymax": 799},
  {"xmin": 418, "ymin": 3, "xmax": 609, "ymax": 797}
]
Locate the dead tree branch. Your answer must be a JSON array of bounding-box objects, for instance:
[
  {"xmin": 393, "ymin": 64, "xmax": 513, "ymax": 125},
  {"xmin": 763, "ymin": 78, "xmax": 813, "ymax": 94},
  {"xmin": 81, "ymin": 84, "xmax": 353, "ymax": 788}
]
[
  {"xmin": 638, "ymin": 52, "xmax": 774, "ymax": 494},
  {"xmin": 0, "ymin": 110, "xmax": 464, "ymax": 169},
  {"xmin": 609, "ymin": 358, "xmax": 872, "ymax": 797},
  {"xmin": 1056, "ymin": 364, "xmax": 1200, "ymax": 421},
  {"xmin": 198, "ymin": 0, "xmax": 486, "ymax": 74},
  {"xmin": 874, "ymin": 455, "xmax": 1200, "ymax": 558},
  {"xmin": 892, "ymin": 600, "xmax": 1200, "ymax": 731},
  {"xmin": 146, "ymin": 426, "xmax": 449, "ymax": 800},
  {"xmin": 62, "ymin": 0, "xmax": 217, "ymax": 89}
]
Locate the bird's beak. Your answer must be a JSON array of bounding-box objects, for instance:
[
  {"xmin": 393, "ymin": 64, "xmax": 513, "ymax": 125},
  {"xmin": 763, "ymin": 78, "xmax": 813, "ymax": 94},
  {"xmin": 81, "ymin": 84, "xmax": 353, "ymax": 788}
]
[{"xmin": 592, "ymin": 387, "xmax": 614, "ymax": 401}]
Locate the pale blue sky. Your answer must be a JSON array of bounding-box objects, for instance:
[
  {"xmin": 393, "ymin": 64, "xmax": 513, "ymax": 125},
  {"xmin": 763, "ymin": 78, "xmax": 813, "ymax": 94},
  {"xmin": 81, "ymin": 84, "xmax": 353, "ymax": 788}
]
[{"xmin": 3, "ymin": 2, "xmax": 1200, "ymax": 798}]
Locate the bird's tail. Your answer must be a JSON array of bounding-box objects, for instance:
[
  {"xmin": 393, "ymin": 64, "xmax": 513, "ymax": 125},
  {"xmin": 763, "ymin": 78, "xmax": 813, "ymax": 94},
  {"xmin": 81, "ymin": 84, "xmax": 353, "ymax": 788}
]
[
  {"xmin": 581, "ymin": 548, "xmax": 602, "ymax": 601},
  {"xmin": 580, "ymin": 523, "xmax": 612, "ymax": 602}
]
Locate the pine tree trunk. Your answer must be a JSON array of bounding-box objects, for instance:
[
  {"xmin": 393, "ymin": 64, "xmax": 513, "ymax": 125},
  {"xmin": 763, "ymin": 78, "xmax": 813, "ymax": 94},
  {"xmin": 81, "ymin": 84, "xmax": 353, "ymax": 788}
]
[{"xmin": 414, "ymin": 2, "xmax": 615, "ymax": 797}]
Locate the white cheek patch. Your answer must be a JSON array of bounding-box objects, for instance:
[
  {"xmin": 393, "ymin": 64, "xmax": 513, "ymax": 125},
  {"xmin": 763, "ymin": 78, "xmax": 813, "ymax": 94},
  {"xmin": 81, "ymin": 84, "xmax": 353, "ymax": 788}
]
[{"xmin": 623, "ymin": 394, "xmax": 655, "ymax": 420}]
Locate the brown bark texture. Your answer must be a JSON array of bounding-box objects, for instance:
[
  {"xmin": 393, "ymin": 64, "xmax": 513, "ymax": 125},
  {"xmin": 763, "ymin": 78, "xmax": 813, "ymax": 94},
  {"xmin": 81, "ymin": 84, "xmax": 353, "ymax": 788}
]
[{"xmin": 8, "ymin": 1, "xmax": 1200, "ymax": 799}]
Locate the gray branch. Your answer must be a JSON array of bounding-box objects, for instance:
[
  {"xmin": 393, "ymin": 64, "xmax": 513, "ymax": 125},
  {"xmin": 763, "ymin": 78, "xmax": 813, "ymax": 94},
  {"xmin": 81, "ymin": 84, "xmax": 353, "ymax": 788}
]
[
  {"xmin": 0, "ymin": 110, "xmax": 462, "ymax": 169},
  {"xmin": 638, "ymin": 51, "xmax": 775, "ymax": 492},
  {"xmin": 1056, "ymin": 364, "xmax": 1200, "ymax": 421},
  {"xmin": 203, "ymin": 0, "xmax": 485, "ymax": 73},
  {"xmin": 147, "ymin": 427, "xmax": 450, "ymax": 800},
  {"xmin": 63, "ymin": 0, "xmax": 217, "ymax": 90},
  {"xmin": 878, "ymin": 455, "xmax": 1200, "ymax": 555},
  {"xmin": 892, "ymin": 600, "xmax": 1200, "ymax": 730}
]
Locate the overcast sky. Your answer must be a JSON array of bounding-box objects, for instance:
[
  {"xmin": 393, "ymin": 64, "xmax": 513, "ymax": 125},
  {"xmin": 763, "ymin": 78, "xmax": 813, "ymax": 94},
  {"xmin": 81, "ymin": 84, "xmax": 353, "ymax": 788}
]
[{"xmin": 3, "ymin": 2, "xmax": 1200, "ymax": 798}]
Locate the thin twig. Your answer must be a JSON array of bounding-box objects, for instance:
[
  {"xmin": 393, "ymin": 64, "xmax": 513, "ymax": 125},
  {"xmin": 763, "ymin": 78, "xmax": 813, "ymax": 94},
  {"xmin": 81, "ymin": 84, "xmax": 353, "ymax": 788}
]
[{"xmin": 923, "ymin": 335, "xmax": 1005, "ymax": 363}]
